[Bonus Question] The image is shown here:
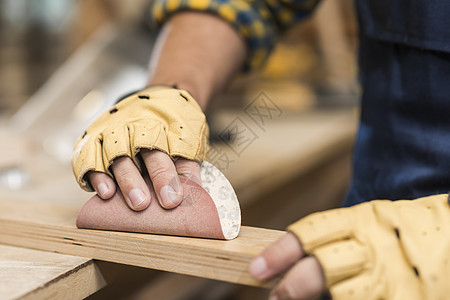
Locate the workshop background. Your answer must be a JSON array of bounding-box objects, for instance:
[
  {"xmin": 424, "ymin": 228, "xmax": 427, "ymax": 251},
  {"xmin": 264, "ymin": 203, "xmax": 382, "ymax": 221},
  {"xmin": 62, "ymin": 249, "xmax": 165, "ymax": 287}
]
[{"xmin": 0, "ymin": 0, "xmax": 359, "ymax": 299}]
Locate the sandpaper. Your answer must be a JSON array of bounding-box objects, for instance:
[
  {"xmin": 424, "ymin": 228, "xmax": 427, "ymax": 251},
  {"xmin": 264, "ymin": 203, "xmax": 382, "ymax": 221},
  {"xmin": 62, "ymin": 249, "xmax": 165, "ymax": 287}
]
[{"xmin": 76, "ymin": 161, "xmax": 241, "ymax": 240}]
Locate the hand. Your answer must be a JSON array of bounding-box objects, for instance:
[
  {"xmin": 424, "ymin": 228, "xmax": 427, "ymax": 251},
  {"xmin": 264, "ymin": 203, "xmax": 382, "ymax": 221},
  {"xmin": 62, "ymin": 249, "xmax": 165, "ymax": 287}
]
[
  {"xmin": 249, "ymin": 233, "xmax": 325, "ymax": 300},
  {"xmin": 71, "ymin": 86, "xmax": 209, "ymax": 211},
  {"xmin": 90, "ymin": 11, "xmax": 246, "ymax": 211},
  {"xmin": 251, "ymin": 194, "xmax": 450, "ymax": 300},
  {"xmin": 87, "ymin": 153, "xmax": 201, "ymax": 211}
]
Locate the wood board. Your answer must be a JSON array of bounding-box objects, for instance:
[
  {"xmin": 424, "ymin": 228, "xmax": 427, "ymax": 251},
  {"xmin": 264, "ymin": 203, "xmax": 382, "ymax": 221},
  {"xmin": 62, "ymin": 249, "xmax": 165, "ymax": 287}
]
[
  {"xmin": 0, "ymin": 244, "xmax": 105, "ymax": 300},
  {"xmin": 0, "ymin": 198, "xmax": 285, "ymax": 288}
]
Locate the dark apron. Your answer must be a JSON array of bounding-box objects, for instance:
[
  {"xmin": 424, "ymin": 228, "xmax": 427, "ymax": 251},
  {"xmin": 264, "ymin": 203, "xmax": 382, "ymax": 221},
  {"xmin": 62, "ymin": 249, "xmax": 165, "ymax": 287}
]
[{"xmin": 344, "ymin": 0, "xmax": 450, "ymax": 206}]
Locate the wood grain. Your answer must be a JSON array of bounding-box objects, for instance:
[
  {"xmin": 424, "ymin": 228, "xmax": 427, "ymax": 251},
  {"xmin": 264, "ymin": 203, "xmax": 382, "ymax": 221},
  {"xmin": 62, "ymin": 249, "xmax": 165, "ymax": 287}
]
[
  {"xmin": 0, "ymin": 198, "xmax": 284, "ymax": 288},
  {"xmin": 0, "ymin": 244, "xmax": 105, "ymax": 300}
]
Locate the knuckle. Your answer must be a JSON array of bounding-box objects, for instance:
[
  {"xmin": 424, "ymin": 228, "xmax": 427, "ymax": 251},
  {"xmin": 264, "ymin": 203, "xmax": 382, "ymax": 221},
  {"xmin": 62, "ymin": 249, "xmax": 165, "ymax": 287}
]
[
  {"xmin": 176, "ymin": 164, "xmax": 194, "ymax": 176},
  {"xmin": 176, "ymin": 158, "xmax": 199, "ymax": 168},
  {"xmin": 264, "ymin": 244, "xmax": 286, "ymax": 267},
  {"xmin": 175, "ymin": 161, "xmax": 201, "ymax": 183},
  {"xmin": 149, "ymin": 165, "xmax": 170, "ymax": 182},
  {"xmin": 115, "ymin": 170, "xmax": 136, "ymax": 188}
]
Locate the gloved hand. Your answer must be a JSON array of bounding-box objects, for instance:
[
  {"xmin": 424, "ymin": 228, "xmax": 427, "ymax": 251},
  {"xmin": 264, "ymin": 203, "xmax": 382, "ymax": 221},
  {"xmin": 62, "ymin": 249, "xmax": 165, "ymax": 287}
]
[
  {"xmin": 288, "ymin": 193, "xmax": 450, "ymax": 299},
  {"xmin": 250, "ymin": 194, "xmax": 450, "ymax": 300},
  {"xmin": 71, "ymin": 86, "xmax": 209, "ymax": 210}
]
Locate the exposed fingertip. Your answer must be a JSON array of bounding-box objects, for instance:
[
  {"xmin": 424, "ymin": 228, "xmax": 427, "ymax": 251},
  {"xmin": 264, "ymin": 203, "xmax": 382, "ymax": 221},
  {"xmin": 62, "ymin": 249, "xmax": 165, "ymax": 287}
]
[
  {"xmin": 269, "ymin": 293, "xmax": 279, "ymax": 300},
  {"xmin": 127, "ymin": 188, "xmax": 151, "ymax": 211},
  {"xmin": 273, "ymin": 257, "xmax": 325, "ymax": 300},
  {"xmin": 272, "ymin": 283, "xmax": 296, "ymax": 300},
  {"xmin": 97, "ymin": 182, "xmax": 109, "ymax": 198},
  {"xmin": 107, "ymin": 180, "xmax": 117, "ymax": 196},
  {"xmin": 93, "ymin": 181, "xmax": 112, "ymax": 198},
  {"xmin": 159, "ymin": 185, "xmax": 182, "ymax": 209},
  {"xmin": 249, "ymin": 256, "xmax": 269, "ymax": 280},
  {"xmin": 89, "ymin": 171, "xmax": 116, "ymax": 199}
]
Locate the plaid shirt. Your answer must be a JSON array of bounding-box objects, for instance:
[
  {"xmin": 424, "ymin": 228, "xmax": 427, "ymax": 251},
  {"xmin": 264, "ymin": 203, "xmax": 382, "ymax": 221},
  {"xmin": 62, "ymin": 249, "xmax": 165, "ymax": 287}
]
[{"xmin": 151, "ymin": 0, "xmax": 320, "ymax": 70}]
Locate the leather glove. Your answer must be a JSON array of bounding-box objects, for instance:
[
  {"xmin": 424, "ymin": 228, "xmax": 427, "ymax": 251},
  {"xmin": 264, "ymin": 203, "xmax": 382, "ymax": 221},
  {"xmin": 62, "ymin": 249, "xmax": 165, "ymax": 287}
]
[
  {"xmin": 288, "ymin": 194, "xmax": 450, "ymax": 300},
  {"xmin": 72, "ymin": 86, "xmax": 209, "ymax": 192}
]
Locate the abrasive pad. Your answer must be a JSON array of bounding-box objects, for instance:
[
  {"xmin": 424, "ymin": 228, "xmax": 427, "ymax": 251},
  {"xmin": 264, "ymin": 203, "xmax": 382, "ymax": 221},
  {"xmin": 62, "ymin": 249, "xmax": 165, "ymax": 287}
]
[{"xmin": 76, "ymin": 161, "xmax": 241, "ymax": 240}]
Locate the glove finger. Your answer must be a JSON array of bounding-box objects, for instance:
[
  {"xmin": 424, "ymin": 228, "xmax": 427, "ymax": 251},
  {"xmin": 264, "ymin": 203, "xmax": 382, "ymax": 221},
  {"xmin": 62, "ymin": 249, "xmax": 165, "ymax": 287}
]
[
  {"xmin": 73, "ymin": 135, "xmax": 105, "ymax": 191},
  {"xmin": 329, "ymin": 271, "xmax": 382, "ymax": 300},
  {"xmin": 313, "ymin": 239, "xmax": 368, "ymax": 286},
  {"xmin": 102, "ymin": 125, "xmax": 133, "ymax": 171},
  {"xmin": 288, "ymin": 207, "xmax": 354, "ymax": 251},
  {"xmin": 167, "ymin": 121, "xmax": 209, "ymax": 162},
  {"xmin": 164, "ymin": 89, "xmax": 209, "ymax": 162},
  {"xmin": 132, "ymin": 120, "xmax": 169, "ymax": 159}
]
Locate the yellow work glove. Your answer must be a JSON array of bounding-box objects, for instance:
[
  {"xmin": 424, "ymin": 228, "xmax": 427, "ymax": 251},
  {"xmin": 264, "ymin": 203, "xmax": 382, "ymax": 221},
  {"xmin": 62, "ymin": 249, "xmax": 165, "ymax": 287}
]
[
  {"xmin": 288, "ymin": 194, "xmax": 450, "ymax": 300},
  {"xmin": 72, "ymin": 86, "xmax": 209, "ymax": 192}
]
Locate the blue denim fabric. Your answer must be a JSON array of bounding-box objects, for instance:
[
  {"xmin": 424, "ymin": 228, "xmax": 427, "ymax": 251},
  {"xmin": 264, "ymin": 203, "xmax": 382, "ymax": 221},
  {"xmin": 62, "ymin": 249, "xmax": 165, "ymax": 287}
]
[{"xmin": 344, "ymin": 0, "xmax": 450, "ymax": 206}]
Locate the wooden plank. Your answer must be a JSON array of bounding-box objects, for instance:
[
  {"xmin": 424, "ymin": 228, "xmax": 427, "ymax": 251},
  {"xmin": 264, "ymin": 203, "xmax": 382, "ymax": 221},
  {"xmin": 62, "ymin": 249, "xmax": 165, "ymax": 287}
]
[
  {"xmin": 0, "ymin": 198, "xmax": 284, "ymax": 288},
  {"xmin": 0, "ymin": 244, "xmax": 105, "ymax": 300},
  {"xmin": 93, "ymin": 149, "xmax": 352, "ymax": 299},
  {"xmin": 0, "ymin": 109, "xmax": 356, "ymax": 296}
]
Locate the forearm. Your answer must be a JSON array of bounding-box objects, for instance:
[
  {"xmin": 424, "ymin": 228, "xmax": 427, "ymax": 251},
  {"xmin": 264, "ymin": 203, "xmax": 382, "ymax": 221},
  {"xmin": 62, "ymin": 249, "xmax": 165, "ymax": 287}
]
[{"xmin": 148, "ymin": 12, "xmax": 247, "ymax": 110}]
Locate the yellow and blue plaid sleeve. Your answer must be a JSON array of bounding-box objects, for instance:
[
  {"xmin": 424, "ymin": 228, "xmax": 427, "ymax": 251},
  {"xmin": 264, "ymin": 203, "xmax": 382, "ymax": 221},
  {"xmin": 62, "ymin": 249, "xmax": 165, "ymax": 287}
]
[{"xmin": 150, "ymin": 0, "xmax": 320, "ymax": 70}]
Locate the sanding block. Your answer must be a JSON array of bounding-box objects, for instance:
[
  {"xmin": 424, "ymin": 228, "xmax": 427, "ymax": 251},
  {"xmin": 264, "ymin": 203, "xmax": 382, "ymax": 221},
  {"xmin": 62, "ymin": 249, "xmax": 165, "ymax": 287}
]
[{"xmin": 76, "ymin": 161, "xmax": 241, "ymax": 240}]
